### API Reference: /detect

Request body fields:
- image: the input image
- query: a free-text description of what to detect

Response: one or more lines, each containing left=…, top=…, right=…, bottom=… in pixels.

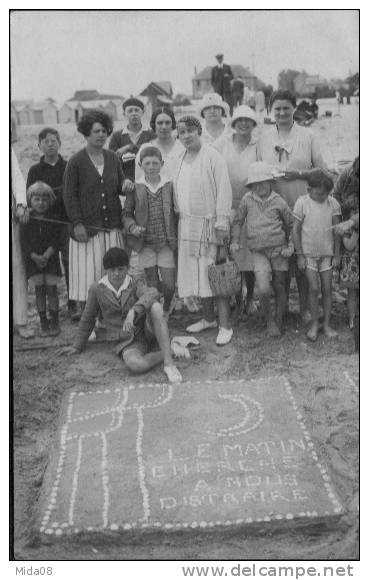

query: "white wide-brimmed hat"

left=246, top=162, right=278, bottom=187
left=231, top=105, right=257, bottom=127
left=198, top=93, right=230, bottom=118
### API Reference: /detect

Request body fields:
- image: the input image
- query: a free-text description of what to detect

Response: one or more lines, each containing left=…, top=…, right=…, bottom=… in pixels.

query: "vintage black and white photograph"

left=11, top=9, right=359, bottom=565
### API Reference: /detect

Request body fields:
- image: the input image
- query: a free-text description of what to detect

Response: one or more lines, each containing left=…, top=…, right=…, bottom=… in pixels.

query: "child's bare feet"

left=267, top=320, right=281, bottom=338
left=323, top=325, right=337, bottom=338
left=164, top=365, right=182, bottom=384
left=307, top=322, right=319, bottom=342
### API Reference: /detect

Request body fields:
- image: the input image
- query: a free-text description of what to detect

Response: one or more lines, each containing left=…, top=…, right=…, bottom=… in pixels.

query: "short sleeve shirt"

left=293, top=194, right=341, bottom=257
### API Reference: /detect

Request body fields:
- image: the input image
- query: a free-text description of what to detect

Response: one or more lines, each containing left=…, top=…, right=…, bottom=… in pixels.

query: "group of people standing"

left=12, top=88, right=359, bottom=383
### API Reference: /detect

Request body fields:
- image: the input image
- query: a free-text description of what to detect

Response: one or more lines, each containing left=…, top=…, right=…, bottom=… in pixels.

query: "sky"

left=10, top=9, right=359, bottom=103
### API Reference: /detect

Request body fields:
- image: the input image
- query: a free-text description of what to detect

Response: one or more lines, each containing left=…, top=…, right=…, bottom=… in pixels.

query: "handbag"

left=208, top=244, right=241, bottom=297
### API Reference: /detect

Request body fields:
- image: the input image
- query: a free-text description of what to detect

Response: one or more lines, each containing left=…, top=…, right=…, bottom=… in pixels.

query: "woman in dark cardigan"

left=63, top=109, right=132, bottom=304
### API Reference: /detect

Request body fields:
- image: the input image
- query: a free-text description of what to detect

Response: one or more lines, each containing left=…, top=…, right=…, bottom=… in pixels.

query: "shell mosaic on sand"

left=38, top=377, right=343, bottom=538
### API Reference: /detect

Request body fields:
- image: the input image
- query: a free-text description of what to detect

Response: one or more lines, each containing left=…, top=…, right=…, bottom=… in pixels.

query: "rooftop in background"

left=12, top=99, right=34, bottom=111
left=68, top=90, right=124, bottom=102
left=192, top=64, right=263, bottom=98
left=193, top=64, right=255, bottom=81
left=140, top=81, right=174, bottom=98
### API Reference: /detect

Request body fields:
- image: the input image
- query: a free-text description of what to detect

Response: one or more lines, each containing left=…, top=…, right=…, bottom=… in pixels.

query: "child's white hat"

left=198, top=92, right=230, bottom=118
left=246, top=162, right=277, bottom=187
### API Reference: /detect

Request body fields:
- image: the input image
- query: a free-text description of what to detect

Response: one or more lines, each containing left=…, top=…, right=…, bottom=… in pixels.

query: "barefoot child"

left=61, top=247, right=182, bottom=383
left=21, top=181, right=62, bottom=336
left=123, top=146, right=177, bottom=318
left=231, top=162, right=293, bottom=337
left=292, top=169, right=341, bottom=341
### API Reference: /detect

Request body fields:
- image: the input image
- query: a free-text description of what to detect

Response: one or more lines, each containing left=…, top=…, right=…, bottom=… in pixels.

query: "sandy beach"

left=12, top=99, right=359, bottom=560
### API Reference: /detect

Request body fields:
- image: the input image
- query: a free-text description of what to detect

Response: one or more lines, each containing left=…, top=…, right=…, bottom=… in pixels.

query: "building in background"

left=58, top=100, right=80, bottom=124
left=139, top=81, right=173, bottom=117
left=29, top=101, right=59, bottom=125
left=66, top=90, right=125, bottom=122
left=12, top=100, right=34, bottom=126
left=293, top=72, right=328, bottom=97
left=11, top=100, right=58, bottom=125
left=12, top=90, right=126, bottom=126
left=192, top=65, right=260, bottom=99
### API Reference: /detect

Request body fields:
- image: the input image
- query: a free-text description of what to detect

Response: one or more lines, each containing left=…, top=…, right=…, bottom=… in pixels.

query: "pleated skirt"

left=69, top=230, right=124, bottom=301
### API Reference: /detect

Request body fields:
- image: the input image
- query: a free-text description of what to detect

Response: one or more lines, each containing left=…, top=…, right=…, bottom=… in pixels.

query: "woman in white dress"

left=214, top=105, right=259, bottom=315
left=198, top=93, right=231, bottom=146
left=12, top=148, right=34, bottom=338
left=173, top=116, right=233, bottom=345
left=136, top=108, right=184, bottom=180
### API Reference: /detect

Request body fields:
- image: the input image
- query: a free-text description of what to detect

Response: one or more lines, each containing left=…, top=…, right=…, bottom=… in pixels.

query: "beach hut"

left=139, top=82, right=173, bottom=117
left=12, top=100, right=33, bottom=125
left=58, top=101, right=79, bottom=123
left=17, top=105, right=32, bottom=126
left=103, top=100, right=119, bottom=121
left=29, top=101, right=59, bottom=125
left=65, top=90, right=125, bottom=122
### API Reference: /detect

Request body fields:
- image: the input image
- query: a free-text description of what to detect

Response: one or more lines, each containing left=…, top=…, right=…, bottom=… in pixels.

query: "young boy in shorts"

left=123, top=146, right=177, bottom=319
left=293, top=169, right=341, bottom=341
left=61, top=247, right=182, bottom=383
left=231, top=162, right=293, bottom=337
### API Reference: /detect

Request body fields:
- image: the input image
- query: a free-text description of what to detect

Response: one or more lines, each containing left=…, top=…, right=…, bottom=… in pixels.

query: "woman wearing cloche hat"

left=173, top=115, right=233, bottom=346
left=214, top=105, right=259, bottom=316
left=198, top=92, right=231, bottom=145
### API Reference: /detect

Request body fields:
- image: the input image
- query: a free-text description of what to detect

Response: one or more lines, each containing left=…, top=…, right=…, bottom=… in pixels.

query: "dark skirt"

left=25, top=252, right=62, bottom=279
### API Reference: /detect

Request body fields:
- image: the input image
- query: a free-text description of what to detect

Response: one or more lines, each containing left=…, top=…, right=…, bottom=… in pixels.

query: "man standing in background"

left=211, top=53, right=233, bottom=110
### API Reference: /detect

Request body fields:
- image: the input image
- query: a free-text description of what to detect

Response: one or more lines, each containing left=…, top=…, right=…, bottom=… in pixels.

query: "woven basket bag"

left=208, top=247, right=241, bottom=297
